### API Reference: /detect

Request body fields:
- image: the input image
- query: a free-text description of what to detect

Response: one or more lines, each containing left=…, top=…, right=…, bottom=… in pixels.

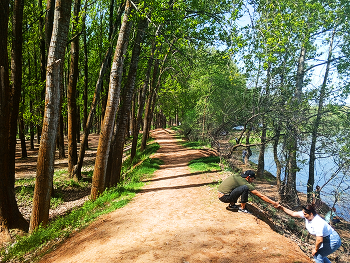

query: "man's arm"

left=250, top=190, right=279, bottom=208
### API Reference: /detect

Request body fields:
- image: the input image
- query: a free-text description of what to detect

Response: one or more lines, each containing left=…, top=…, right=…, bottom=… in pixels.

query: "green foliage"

left=287, top=218, right=297, bottom=231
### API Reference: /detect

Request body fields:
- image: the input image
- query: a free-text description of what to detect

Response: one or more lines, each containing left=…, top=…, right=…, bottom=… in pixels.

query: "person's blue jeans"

left=314, top=230, right=341, bottom=263
left=219, top=185, right=249, bottom=204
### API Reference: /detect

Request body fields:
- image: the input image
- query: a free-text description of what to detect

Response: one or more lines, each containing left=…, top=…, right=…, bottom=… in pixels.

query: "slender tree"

left=30, top=0, right=72, bottom=231
left=107, top=16, right=148, bottom=186
left=0, top=0, right=29, bottom=238
left=67, top=0, right=81, bottom=178
left=91, top=0, right=135, bottom=200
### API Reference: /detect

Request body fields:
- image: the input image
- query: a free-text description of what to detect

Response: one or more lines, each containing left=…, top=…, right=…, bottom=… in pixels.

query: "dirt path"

left=39, top=129, right=312, bottom=263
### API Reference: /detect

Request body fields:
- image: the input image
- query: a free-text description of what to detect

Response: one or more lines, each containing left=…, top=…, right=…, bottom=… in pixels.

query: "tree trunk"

left=30, top=0, right=72, bottom=232
left=19, top=101, right=28, bottom=158
left=108, top=17, right=148, bottom=186
left=130, top=29, right=159, bottom=159
left=273, top=125, right=282, bottom=199
left=83, top=19, right=88, bottom=149
left=0, top=0, right=29, bottom=234
left=307, top=28, right=335, bottom=203
left=71, top=1, right=125, bottom=179
left=58, top=112, right=65, bottom=158
left=45, top=0, right=55, bottom=54
left=91, top=0, right=135, bottom=200
left=141, top=59, right=159, bottom=151
left=67, top=0, right=81, bottom=178
left=30, top=99, right=35, bottom=150
left=257, top=121, right=266, bottom=178
left=281, top=46, right=306, bottom=207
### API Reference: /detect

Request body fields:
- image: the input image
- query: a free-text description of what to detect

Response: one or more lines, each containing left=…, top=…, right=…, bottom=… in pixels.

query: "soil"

left=36, top=129, right=313, bottom=263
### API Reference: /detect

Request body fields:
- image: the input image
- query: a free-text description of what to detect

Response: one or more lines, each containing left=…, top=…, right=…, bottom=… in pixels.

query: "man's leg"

left=227, top=185, right=249, bottom=208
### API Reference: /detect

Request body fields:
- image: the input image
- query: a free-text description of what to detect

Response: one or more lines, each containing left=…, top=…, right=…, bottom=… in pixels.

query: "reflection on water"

left=249, top=145, right=350, bottom=221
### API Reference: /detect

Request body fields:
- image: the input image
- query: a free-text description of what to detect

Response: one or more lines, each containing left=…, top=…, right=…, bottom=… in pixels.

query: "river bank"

left=248, top=145, right=350, bottom=221
left=222, top=145, right=350, bottom=262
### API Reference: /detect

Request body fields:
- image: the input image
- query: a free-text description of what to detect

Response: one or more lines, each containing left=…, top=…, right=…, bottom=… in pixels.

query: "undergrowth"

left=1, top=138, right=161, bottom=263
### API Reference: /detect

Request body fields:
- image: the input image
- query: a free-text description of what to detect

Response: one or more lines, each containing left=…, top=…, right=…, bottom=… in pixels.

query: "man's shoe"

left=226, top=205, right=239, bottom=212
left=238, top=207, right=251, bottom=214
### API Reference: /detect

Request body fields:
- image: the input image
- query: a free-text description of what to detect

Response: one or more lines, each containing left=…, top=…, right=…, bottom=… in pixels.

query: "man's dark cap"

left=241, top=170, right=256, bottom=178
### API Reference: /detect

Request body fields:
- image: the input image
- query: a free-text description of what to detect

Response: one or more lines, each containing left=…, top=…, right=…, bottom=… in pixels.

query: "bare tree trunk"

left=19, top=96, right=28, bottom=158
left=91, top=0, right=135, bottom=200
left=273, top=125, right=282, bottom=199
left=141, top=59, right=159, bottom=151
left=83, top=19, right=88, bottom=149
left=281, top=46, right=306, bottom=207
left=307, top=28, right=335, bottom=203
left=58, top=113, right=65, bottom=158
left=130, top=28, right=159, bottom=159
left=67, top=0, right=81, bottom=178
left=30, top=0, right=72, bottom=231
left=71, top=1, right=125, bottom=179
left=45, top=0, right=55, bottom=53
left=108, top=17, right=148, bottom=186
left=0, top=0, right=29, bottom=235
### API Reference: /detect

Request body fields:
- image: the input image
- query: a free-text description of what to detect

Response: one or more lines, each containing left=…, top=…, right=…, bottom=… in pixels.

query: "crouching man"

left=218, top=170, right=279, bottom=213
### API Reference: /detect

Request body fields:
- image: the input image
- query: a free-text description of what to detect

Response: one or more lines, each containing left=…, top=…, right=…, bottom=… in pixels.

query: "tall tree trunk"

left=45, top=0, right=56, bottom=53
left=91, top=0, right=135, bottom=200
left=307, top=28, right=335, bottom=203
left=30, top=0, right=72, bottom=231
left=273, top=125, right=282, bottom=199
left=0, top=0, right=29, bottom=236
left=19, top=96, right=28, bottom=158
left=58, top=112, right=65, bottom=158
left=67, top=0, right=81, bottom=178
left=130, top=27, right=159, bottom=159
left=30, top=99, right=35, bottom=150
left=83, top=19, right=88, bottom=149
left=71, top=1, right=125, bottom=178
left=141, top=59, right=159, bottom=151
left=107, top=17, right=148, bottom=186
left=281, top=46, right=306, bottom=207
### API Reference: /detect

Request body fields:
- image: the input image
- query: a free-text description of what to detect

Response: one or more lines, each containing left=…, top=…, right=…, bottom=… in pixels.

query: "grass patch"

left=188, top=156, right=221, bottom=173
left=1, top=139, right=161, bottom=263
left=181, top=140, right=210, bottom=149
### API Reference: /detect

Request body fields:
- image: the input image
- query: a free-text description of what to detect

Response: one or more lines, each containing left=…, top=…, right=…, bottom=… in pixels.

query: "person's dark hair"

left=302, top=204, right=317, bottom=215
left=316, top=185, right=320, bottom=191
left=241, top=170, right=256, bottom=179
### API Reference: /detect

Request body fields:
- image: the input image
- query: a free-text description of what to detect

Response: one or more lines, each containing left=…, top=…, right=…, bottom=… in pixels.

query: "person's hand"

left=273, top=202, right=281, bottom=209
left=312, top=248, right=318, bottom=256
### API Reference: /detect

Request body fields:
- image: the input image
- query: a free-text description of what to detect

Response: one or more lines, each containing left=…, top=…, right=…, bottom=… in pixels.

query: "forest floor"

left=12, top=129, right=350, bottom=262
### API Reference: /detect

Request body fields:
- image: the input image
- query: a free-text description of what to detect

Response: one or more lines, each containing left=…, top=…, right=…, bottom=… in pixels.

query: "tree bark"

left=141, top=59, right=159, bottom=151
left=30, top=0, right=72, bottom=231
left=107, top=17, right=148, bottom=186
left=281, top=46, right=306, bottom=207
left=0, top=0, right=29, bottom=234
left=67, top=0, right=81, bottom=178
left=130, top=28, right=159, bottom=159
left=307, top=28, right=335, bottom=203
left=273, top=125, right=282, bottom=199
left=91, top=0, right=135, bottom=200
left=71, top=1, right=125, bottom=179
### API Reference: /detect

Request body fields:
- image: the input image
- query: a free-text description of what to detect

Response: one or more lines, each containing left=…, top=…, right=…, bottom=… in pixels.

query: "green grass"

left=1, top=140, right=161, bottom=263
left=188, top=156, right=221, bottom=173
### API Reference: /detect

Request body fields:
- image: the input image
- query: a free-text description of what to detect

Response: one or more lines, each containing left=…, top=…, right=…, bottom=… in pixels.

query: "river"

left=249, top=145, right=350, bottom=221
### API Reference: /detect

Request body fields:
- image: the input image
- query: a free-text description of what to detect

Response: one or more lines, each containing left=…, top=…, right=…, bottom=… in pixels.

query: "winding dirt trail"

left=39, top=129, right=312, bottom=263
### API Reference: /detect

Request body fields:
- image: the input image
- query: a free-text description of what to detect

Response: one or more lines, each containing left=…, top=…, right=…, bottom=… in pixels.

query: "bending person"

left=218, top=170, right=279, bottom=213
left=279, top=204, right=341, bottom=263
